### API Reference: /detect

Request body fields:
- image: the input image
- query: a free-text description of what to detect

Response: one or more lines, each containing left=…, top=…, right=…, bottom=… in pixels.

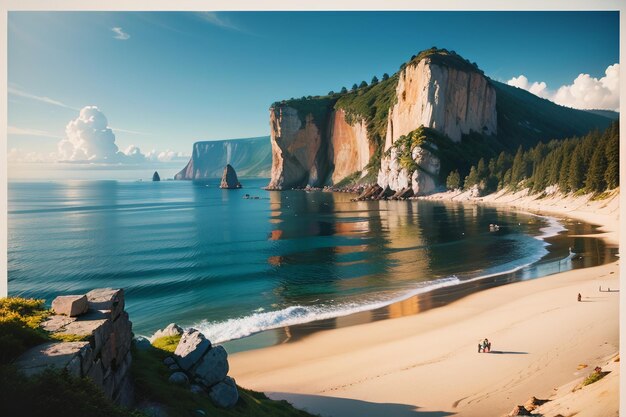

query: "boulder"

left=86, top=288, right=124, bottom=320
left=134, top=336, right=153, bottom=351
left=209, top=376, right=239, bottom=408
left=168, top=372, right=189, bottom=386
left=195, top=345, right=229, bottom=387
left=174, top=329, right=211, bottom=371
left=51, top=295, right=89, bottom=317
left=151, top=323, right=183, bottom=343
left=219, top=164, right=242, bottom=189
left=163, top=356, right=176, bottom=366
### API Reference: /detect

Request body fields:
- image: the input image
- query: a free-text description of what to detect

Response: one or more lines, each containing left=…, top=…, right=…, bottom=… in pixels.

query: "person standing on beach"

left=578, top=293, right=582, bottom=302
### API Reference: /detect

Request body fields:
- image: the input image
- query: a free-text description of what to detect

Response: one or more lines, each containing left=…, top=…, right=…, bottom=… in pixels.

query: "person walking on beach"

left=578, top=293, right=582, bottom=302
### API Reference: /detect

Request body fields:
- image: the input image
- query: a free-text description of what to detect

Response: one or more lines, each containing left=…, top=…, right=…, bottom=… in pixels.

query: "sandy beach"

left=230, top=190, right=620, bottom=417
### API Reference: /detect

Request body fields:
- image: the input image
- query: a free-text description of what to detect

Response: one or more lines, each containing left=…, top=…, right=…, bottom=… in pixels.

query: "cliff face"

left=328, top=109, right=372, bottom=184
left=175, top=137, right=271, bottom=180
left=267, top=107, right=325, bottom=189
left=377, top=58, right=496, bottom=194
left=385, top=59, right=496, bottom=148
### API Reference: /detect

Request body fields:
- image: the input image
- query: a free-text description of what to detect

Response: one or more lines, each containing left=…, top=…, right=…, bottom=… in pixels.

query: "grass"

left=133, top=336, right=318, bottom=417
left=581, top=370, right=610, bottom=387
left=0, top=297, right=51, bottom=364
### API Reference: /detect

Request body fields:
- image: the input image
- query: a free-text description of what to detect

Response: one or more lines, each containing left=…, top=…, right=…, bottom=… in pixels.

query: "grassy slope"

left=135, top=335, right=317, bottom=417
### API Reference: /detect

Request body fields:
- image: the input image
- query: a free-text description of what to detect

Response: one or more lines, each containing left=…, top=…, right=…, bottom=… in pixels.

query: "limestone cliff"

left=176, top=137, right=271, bottom=180
left=267, top=48, right=610, bottom=195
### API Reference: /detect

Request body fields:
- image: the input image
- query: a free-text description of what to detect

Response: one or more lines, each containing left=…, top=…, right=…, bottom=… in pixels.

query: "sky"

left=6, top=11, right=620, bottom=177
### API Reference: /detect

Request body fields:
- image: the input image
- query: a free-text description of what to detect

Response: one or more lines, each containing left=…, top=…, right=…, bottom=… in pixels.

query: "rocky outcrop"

left=175, top=137, right=271, bottom=180
left=267, top=107, right=326, bottom=190
left=154, top=326, right=239, bottom=409
left=16, top=288, right=134, bottom=407
left=219, top=164, right=242, bottom=189
left=384, top=58, right=496, bottom=147
left=329, top=109, right=372, bottom=183
left=152, top=171, right=160, bottom=181
left=268, top=50, right=497, bottom=194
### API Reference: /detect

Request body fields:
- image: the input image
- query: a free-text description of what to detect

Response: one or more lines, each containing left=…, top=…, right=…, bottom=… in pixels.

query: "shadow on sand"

left=267, top=392, right=454, bottom=417
left=489, top=350, right=528, bottom=355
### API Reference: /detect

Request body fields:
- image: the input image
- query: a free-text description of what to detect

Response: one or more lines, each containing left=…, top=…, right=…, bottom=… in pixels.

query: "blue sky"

left=7, top=11, right=620, bottom=171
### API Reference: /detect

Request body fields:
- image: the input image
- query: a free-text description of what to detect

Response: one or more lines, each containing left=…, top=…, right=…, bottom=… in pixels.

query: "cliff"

left=175, top=136, right=271, bottom=180
left=267, top=48, right=613, bottom=194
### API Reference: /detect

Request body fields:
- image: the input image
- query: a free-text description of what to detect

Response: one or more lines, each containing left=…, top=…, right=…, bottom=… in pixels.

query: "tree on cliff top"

left=382, top=73, right=389, bottom=81
left=371, top=76, right=379, bottom=85
left=351, top=83, right=358, bottom=91
left=340, top=86, right=348, bottom=94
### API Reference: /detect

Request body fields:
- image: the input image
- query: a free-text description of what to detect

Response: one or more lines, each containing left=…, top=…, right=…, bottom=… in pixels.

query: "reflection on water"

left=8, top=180, right=617, bottom=354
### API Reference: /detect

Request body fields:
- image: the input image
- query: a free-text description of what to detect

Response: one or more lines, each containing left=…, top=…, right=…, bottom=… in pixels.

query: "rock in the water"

left=168, top=371, right=189, bottom=385
left=195, top=345, right=229, bottom=387
left=151, top=323, right=183, bottom=343
left=153, top=171, right=161, bottom=181
left=508, top=405, right=532, bottom=416
left=174, top=329, right=211, bottom=371
left=51, top=295, right=89, bottom=317
left=219, top=164, right=242, bottom=189
left=209, top=376, right=238, bottom=408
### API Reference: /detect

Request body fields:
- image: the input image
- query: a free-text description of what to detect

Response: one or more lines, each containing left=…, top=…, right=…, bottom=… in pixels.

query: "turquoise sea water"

left=8, top=179, right=608, bottom=350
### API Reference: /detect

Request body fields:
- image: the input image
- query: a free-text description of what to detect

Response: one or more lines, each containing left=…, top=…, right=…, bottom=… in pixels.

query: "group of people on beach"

left=478, top=338, right=491, bottom=353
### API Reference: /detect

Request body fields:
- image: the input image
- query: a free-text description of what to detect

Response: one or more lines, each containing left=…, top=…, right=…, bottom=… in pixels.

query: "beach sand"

left=230, top=191, right=620, bottom=417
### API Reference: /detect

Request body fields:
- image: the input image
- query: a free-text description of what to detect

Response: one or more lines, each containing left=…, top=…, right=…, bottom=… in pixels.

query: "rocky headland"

left=265, top=48, right=613, bottom=196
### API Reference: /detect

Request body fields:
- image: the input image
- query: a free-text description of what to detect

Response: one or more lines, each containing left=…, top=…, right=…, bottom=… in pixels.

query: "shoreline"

left=230, top=190, right=620, bottom=417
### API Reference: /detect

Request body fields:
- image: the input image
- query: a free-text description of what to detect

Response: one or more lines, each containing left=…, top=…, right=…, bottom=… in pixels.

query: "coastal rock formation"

left=219, top=164, right=242, bottom=189
left=267, top=107, right=325, bottom=190
left=16, top=288, right=134, bottom=406
left=384, top=58, right=496, bottom=147
left=156, top=326, right=238, bottom=408
left=175, top=137, right=271, bottom=180
left=152, top=171, right=160, bottom=181
left=329, top=109, right=372, bottom=184
left=266, top=48, right=612, bottom=196
left=267, top=49, right=496, bottom=194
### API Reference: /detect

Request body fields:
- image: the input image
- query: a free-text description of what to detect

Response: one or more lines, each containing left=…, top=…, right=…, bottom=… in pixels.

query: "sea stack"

left=220, top=164, right=242, bottom=189
left=152, top=171, right=161, bottom=181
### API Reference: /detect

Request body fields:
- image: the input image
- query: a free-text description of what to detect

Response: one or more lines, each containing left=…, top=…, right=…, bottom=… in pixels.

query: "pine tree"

left=464, top=166, right=480, bottom=190
left=568, top=148, right=585, bottom=192
left=382, top=73, right=390, bottom=81
left=585, top=145, right=607, bottom=192
left=604, top=122, right=620, bottom=189
left=446, top=170, right=461, bottom=190
left=359, top=81, right=368, bottom=88
left=510, top=146, right=525, bottom=188
left=340, top=86, right=348, bottom=94
left=371, top=76, right=379, bottom=85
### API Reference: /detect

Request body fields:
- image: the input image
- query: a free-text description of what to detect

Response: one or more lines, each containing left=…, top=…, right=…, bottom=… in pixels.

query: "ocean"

left=7, top=179, right=614, bottom=352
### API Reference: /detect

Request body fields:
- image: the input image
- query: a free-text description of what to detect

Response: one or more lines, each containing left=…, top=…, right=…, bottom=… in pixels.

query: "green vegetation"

left=133, top=337, right=317, bottom=417
left=335, top=171, right=362, bottom=188
left=388, top=129, right=427, bottom=174
left=0, top=297, right=50, bottom=364
left=455, top=121, right=619, bottom=196
left=407, top=47, right=483, bottom=75
left=0, top=367, right=143, bottom=417
left=273, top=96, right=337, bottom=136
left=446, top=170, right=461, bottom=190
left=581, top=369, right=610, bottom=387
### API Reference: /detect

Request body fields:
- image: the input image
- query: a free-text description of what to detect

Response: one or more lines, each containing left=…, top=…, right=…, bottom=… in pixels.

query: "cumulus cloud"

left=58, top=106, right=126, bottom=162
left=55, top=106, right=186, bottom=165
left=112, top=27, right=130, bottom=40
left=507, top=64, right=619, bottom=111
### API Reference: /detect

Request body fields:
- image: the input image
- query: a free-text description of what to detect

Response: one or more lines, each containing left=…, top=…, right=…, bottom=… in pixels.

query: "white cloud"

left=8, top=148, right=54, bottom=163
left=58, top=106, right=135, bottom=162
left=507, top=63, right=619, bottom=111
left=54, top=106, right=184, bottom=165
left=146, top=149, right=187, bottom=162
left=8, top=86, right=78, bottom=110
left=8, top=125, right=62, bottom=139
left=112, top=27, right=130, bottom=40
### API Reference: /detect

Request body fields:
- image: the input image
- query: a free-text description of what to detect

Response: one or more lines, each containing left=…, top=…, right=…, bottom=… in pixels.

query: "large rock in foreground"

left=219, top=164, right=242, bottom=189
